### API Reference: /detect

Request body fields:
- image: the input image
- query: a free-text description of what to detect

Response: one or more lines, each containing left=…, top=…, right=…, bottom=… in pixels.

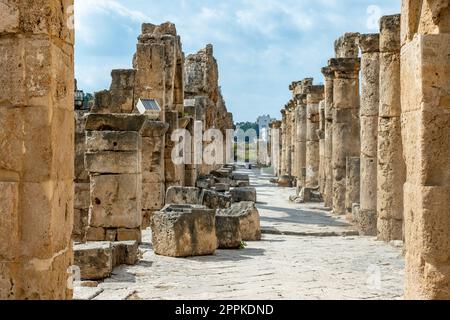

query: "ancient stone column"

left=269, top=121, right=282, bottom=176
left=280, top=110, right=287, bottom=175
left=84, top=114, right=147, bottom=243
left=321, top=67, right=335, bottom=208
left=329, top=55, right=361, bottom=216
left=0, top=0, right=74, bottom=299
left=377, top=15, right=405, bottom=242
left=294, top=78, right=313, bottom=190
left=289, top=101, right=297, bottom=178
left=284, top=105, right=293, bottom=177
left=305, top=86, right=325, bottom=188
left=357, top=34, right=380, bottom=235
left=318, top=100, right=326, bottom=195
left=401, top=0, right=450, bottom=299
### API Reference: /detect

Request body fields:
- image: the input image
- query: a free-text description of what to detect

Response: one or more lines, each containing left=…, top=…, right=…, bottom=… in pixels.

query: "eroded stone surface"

left=151, top=205, right=217, bottom=257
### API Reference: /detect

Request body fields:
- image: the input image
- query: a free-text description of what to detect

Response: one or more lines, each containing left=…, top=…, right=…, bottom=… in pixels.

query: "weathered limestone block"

left=231, top=187, right=257, bottom=203
left=74, top=241, right=139, bottom=281
left=401, top=8, right=450, bottom=297
left=117, top=228, right=142, bottom=242
left=214, top=183, right=231, bottom=192
left=165, top=186, right=201, bottom=205
left=211, top=168, right=233, bottom=179
left=142, top=183, right=165, bottom=211
left=89, top=174, right=142, bottom=229
left=232, top=173, right=249, bottom=182
left=215, top=215, right=242, bottom=249
left=277, top=175, right=294, bottom=187
left=378, top=15, right=405, bottom=242
left=151, top=205, right=217, bottom=257
left=84, top=151, right=141, bottom=175
left=86, top=227, right=106, bottom=242
left=86, top=131, right=140, bottom=152
left=200, top=189, right=232, bottom=209
left=74, top=242, right=113, bottom=280
left=334, top=32, right=360, bottom=58
left=217, top=202, right=261, bottom=241
left=85, top=114, right=147, bottom=132
left=112, top=241, right=139, bottom=266
left=109, top=69, right=136, bottom=113
left=345, top=157, right=360, bottom=221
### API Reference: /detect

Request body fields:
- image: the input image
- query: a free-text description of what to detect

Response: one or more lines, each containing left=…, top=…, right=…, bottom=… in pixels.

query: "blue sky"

left=75, top=0, right=400, bottom=122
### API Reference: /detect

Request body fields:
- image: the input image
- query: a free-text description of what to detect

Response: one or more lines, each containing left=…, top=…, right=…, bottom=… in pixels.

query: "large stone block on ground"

left=74, top=241, right=140, bottom=281
left=211, top=168, right=232, bottom=179
left=231, top=187, right=257, bottom=203
left=151, top=205, right=217, bottom=257
left=74, top=242, right=113, bottom=280
left=200, top=189, right=232, bottom=209
left=111, top=241, right=139, bottom=266
left=231, top=173, right=250, bottom=182
left=215, top=214, right=242, bottom=249
left=218, top=202, right=261, bottom=241
left=89, top=174, right=142, bottom=229
left=277, top=175, right=294, bottom=187
left=165, top=186, right=200, bottom=205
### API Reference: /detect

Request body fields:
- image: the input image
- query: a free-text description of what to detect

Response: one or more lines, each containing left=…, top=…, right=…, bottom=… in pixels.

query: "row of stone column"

left=273, top=2, right=450, bottom=299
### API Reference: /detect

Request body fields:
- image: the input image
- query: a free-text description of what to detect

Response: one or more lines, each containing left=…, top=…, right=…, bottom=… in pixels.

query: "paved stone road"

left=74, top=169, right=405, bottom=300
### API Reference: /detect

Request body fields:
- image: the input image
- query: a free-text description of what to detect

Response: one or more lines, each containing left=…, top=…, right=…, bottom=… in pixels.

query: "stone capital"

left=328, top=58, right=361, bottom=75
left=380, top=14, right=401, bottom=52
left=358, top=33, right=380, bottom=54
left=306, top=85, right=325, bottom=104
left=334, top=32, right=360, bottom=58
left=321, top=66, right=335, bottom=80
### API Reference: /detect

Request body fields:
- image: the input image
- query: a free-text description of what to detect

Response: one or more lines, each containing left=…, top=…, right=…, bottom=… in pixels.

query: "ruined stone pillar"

left=377, top=15, right=405, bottom=242
left=305, top=86, right=324, bottom=188
left=296, top=96, right=307, bottom=188
left=357, top=34, right=380, bottom=235
left=0, top=0, right=74, bottom=299
left=329, top=56, right=361, bottom=216
left=269, top=121, right=282, bottom=176
left=293, top=78, right=313, bottom=190
left=285, top=105, right=293, bottom=176
left=74, top=111, right=90, bottom=243
left=318, top=100, right=326, bottom=195
left=401, top=0, right=450, bottom=299
left=133, top=23, right=185, bottom=190
left=280, top=110, right=287, bottom=175
left=84, top=114, right=147, bottom=243
left=321, top=67, right=335, bottom=208
left=141, top=121, right=168, bottom=229
left=289, top=102, right=297, bottom=178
